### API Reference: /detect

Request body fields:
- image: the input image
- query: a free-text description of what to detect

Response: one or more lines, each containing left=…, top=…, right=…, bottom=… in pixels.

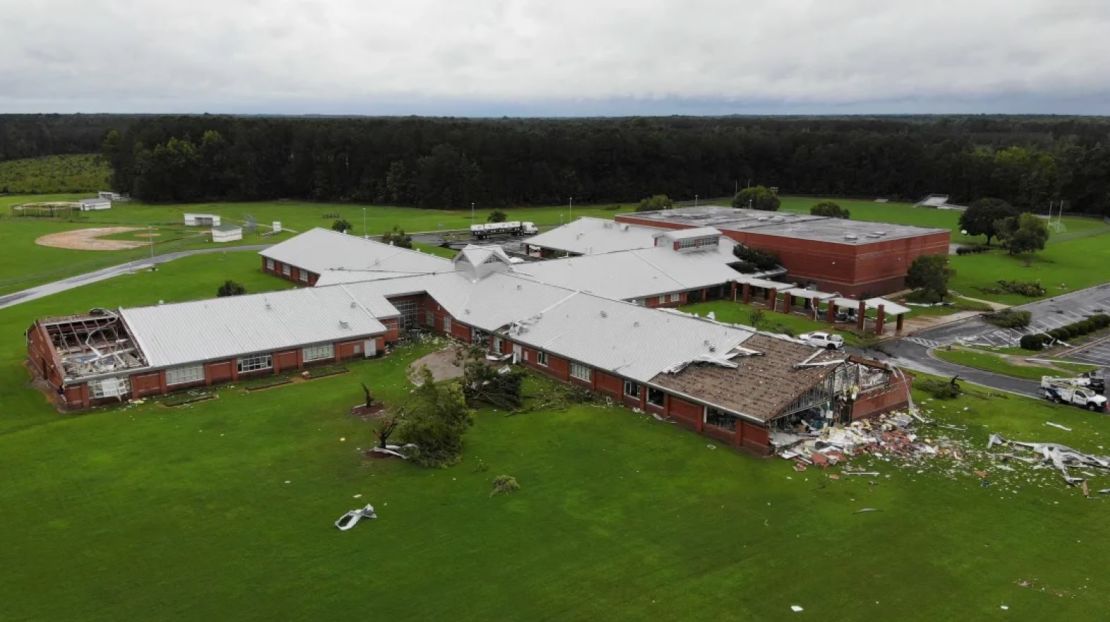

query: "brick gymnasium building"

left=615, top=206, right=950, bottom=297
left=27, top=228, right=911, bottom=454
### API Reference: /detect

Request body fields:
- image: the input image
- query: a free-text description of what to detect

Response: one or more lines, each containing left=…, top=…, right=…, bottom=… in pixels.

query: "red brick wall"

left=667, top=396, right=703, bottom=430
left=63, top=384, right=89, bottom=409
left=853, top=375, right=913, bottom=420
left=614, top=214, right=950, bottom=296
left=206, top=361, right=234, bottom=384
left=336, top=340, right=366, bottom=360
left=450, top=319, right=471, bottom=342
left=740, top=421, right=770, bottom=454
left=595, top=371, right=622, bottom=398
left=130, top=371, right=164, bottom=398
left=274, top=350, right=299, bottom=373
left=26, top=322, right=66, bottom=388
left=703, top=424, right=736, bottom=444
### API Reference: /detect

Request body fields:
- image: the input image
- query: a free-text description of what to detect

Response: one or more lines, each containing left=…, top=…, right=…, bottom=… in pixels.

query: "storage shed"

left=212, top=224, right=243, bottom=243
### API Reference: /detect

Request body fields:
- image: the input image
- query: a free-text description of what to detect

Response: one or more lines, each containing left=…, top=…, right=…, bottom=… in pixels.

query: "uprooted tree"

left=373, top=414, right=399, bottom=449
left=460, top=346, right=526, bottom=411
left=396, top=366, right=472, bottom=467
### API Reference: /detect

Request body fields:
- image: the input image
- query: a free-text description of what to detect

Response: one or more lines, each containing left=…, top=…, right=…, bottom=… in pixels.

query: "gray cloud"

left=1, top=0, right=1109, bottom=114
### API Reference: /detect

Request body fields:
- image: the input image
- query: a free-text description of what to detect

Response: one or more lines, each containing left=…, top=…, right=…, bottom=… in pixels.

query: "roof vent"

left=350, top=301, right=357, bottom=308
left=339, top=320, right=350, bottom=329
left=844, top=233, right=858, bottom=241
left=621, top=224, right=630, bottom=231
left=600, top=310, right=608, bottom=318
left=633, top=321, right=640, bottom=327
left=516, top=284, right=522, bottom=290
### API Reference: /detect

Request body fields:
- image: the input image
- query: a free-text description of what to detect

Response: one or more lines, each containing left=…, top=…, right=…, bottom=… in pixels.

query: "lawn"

left=2, top=252, right=1110, bottom=620
left=682, top=299, right=865, bottom=345
left=933, top=346, right=1098, bottom=381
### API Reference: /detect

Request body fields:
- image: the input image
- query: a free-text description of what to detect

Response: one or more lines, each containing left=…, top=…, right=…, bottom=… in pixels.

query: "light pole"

left=471, top=202, right=475, bottom=223
left=694, top=194, right=699, bottom=208
left=148, top=225, right=154, bottom=262
left=569, top=196, right=573, bottom=222
left=362, top=207, right=367, bottom=239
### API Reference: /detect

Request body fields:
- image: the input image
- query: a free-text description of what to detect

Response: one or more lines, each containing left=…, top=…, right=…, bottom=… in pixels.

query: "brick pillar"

left=875, top=304, right=886, bottom=335
left=896, top=313, right=905, bottom=334
left=768, top=288, right=777, bottom=311
left=782, top=293, right=792, bottom=315
left=742, top=283, right=751, bottom=304
left=857, top=301, right=866, bottom=330
left=826, top=301, right=836, bottom=323
left=731, top=282, right=737, bottom=301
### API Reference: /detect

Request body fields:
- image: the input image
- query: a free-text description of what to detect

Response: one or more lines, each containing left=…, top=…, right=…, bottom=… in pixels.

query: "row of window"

left=267, top=258, right=311, bottom=282
left=163, top=344, right=335, bottom=386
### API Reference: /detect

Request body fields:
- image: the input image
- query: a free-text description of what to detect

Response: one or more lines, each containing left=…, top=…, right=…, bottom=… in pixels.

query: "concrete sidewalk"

left=0, top=245, right=270, bottom=311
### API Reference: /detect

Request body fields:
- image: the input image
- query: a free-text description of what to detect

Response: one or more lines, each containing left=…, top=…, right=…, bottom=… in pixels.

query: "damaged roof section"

left=649, top=334, right=845, bottom=422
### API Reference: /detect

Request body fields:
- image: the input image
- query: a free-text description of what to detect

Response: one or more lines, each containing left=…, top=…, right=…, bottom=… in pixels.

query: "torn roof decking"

left=262, top=227, right=453, bottom=285
left=649, top=334, right=844, bottom=423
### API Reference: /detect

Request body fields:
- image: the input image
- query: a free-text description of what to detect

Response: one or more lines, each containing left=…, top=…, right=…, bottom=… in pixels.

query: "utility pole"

left=148, top=225, right=154, bottom=262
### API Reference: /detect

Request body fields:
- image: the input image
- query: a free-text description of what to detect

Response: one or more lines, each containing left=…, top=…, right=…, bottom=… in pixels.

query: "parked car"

left=799, top=332, right=844, bottom=350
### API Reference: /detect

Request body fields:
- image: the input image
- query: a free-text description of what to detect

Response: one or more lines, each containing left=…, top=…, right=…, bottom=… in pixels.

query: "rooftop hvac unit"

left=844, top=234, right=858, bottom=240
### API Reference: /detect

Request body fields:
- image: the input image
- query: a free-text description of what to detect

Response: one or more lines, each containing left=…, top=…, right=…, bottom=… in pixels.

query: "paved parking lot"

left=1063, top=337, right=1110, bottom=367
left=908, top=283, right=1110, bottom=352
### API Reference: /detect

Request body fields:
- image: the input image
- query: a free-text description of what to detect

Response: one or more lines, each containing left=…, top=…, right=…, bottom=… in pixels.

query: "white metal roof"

left=784, top=288, right=835, bottom=301
left=507, top=292, right=756, bottom=383
left=514, top=241, right=741, bottom=300
left=261, top=228, right=452, bottom=281
left=523, top=217, right=661, bottom=255
left=864, top=297, right=912, bottom=315
left=653, top=226, right=722, bottom=241
left=120, top=286, right=393, bottom=368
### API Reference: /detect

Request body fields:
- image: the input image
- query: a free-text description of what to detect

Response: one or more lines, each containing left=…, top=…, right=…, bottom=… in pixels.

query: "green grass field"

left=0, top=154, right=110, bottom=194
left=933, top=347, right=1098, bottom=381
left=2, top=250, right=1110, bottom=620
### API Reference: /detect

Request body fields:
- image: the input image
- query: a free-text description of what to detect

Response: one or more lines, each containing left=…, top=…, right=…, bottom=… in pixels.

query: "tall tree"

left=960, top=197, right=1018, bottom=245
left=732, top=185, right=780, bottom=211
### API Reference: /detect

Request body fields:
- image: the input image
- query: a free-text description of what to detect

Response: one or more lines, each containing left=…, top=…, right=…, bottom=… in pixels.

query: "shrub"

left=490, top=475, right=520, bottom=497
left=487, top=210, right=507, bottom=223
left=810, top=201, right=850, bottom=219
left=331, top=218, right=352, bottom=233
left=732, top=185, right=780, bottom=211
left=216, top=280, right=246, bottom=297
left=995, top=280, right=1046, bottom=297
left=732, top=245, right=780, bottom=272
left=636, top=194, right=673, bottom=212
left=917, top=376, right=962, bottom=400
left=955, top=245, right=991, bottom=255
left=1019, top=334, right=1048, bottom=350
left=983, top=309, right=1031, bottom=329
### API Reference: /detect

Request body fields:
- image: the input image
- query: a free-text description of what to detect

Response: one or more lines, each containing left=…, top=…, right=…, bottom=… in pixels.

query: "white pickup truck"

left=799, top=332, right=844, bottom=350
left=1041, top=377, right=1108, bottom=412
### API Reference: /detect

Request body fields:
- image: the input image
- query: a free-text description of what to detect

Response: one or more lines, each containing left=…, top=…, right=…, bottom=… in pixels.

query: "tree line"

left=3, top=114, right=1109, bottom=215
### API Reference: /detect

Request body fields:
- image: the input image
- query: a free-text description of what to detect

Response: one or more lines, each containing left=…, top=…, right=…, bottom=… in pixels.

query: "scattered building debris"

left=335, top=504, right=377, bottom=531
left=1044, top=421, right=1072, bottom=432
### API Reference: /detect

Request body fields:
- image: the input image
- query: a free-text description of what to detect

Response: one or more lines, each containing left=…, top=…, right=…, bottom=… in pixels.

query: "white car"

left=799, top=331, right=844, bottom=350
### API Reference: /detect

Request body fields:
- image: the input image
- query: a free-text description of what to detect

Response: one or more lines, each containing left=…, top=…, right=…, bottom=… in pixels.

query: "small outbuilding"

left=185, top=213, right=221, bottom=227
left=79, top=197, right=112, bottom=211
left=211, top=224, right=243, bottom=243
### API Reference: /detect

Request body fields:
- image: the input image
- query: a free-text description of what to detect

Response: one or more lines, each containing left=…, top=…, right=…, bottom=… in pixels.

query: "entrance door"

left=512, top=344, right=522, bottom=364
left=363, top=339, right=376, bottom=358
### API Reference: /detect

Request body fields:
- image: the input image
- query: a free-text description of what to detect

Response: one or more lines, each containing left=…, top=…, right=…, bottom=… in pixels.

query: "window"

left=90, top=376, right=129, bottom=399
left=623, top=380, right=640, bottom=398
left=302, top=343, right=334, bottom=362
left=705, top=407, right=739, bottom=431
left=237, top=354, right=273, bottom=373
left=676, top=236, right=717, bottom=250
left=281, top=264, right=291, bottom=276
left=298, top=270, right=309, bottom=282
left=570, top=362, right=591, bottom=382
left=647, top=387, right=666, bottom=407
left=537, top=351, right=549, bottom=367
left=425, top=309, right=435, bottom=327
left=166, top=365, right=204, bottom=386
left=471, top=327, right=485, bottom=344
left=265, top=258, right=275, bottom=271
left=443, top=316, right=452, bottom=333
left=492, top=337, right=502, bottom=353
left=669, top=293, right=681, bottom=303
left=353, top=344, right=362, bottom=354
left=658, top=295, right=666, bottom=305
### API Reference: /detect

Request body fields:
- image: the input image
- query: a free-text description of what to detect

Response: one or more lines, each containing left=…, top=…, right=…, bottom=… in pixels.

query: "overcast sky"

left=2, top=0, right=1109, bottom=115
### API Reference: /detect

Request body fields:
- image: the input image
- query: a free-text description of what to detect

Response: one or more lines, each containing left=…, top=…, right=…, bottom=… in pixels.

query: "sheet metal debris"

left=775, top=409, right=1110, bottom=495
